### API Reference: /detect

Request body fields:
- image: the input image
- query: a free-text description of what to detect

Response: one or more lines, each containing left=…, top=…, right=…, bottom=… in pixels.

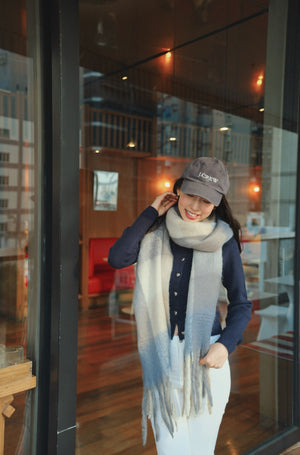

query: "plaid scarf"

left=133, top=207, right=232, bottom=444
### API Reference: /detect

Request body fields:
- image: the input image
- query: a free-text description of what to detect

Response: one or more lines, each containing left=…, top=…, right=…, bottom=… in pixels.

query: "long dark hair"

left=214, top=195, right=242, bottom=252
left=173, top=178, right=242, bottom=252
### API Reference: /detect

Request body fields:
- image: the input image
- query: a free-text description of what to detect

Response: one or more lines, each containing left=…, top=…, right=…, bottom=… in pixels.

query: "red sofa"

left=88, top=237, right=135, bottom=295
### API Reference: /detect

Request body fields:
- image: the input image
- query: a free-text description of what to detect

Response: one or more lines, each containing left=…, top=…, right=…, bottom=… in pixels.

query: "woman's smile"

left=185, top=209, right=201, bottom=220
left=178, top=192, right=215, bottom=222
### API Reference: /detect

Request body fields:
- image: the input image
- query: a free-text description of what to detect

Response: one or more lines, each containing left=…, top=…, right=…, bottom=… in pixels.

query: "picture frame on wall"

left=93, top=170, right=119, bottom=211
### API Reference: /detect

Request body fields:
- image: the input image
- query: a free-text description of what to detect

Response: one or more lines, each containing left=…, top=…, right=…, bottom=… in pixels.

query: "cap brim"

left=181, top=180, right=222, bottom=206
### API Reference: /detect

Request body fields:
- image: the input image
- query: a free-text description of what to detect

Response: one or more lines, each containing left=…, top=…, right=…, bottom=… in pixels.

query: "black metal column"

left=25, top=0, right=79, bottom=452
left=48, top=0, right=80, bottom=453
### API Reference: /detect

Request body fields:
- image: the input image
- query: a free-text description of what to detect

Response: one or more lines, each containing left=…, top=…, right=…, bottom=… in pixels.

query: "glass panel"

left=77, top=1, right=297, bottom=453
left=0, top=2, right=36, bottom=454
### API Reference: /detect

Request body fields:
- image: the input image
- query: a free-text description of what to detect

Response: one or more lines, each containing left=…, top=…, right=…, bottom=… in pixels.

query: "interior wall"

left=136, top=157, right=189, bottom=213
left=80, top=153, right=192, bottom=239
left=80, top=154, right=138, bottom=238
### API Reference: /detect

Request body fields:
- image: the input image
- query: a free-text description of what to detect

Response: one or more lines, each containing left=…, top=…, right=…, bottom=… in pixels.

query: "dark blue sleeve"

left=218, top=237, right=253, bottom=354
left=108, top=206, right=158, bottom=269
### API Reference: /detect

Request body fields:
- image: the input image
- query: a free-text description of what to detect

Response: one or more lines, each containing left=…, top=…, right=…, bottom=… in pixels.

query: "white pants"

left=151, top=336, right=231, bottom=455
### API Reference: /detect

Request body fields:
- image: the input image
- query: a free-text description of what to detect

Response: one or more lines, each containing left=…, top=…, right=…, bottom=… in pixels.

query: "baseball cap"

left=181, top=157, right=229, bottom=206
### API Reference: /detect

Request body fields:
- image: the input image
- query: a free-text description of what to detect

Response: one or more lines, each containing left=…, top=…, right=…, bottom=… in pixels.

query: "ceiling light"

left=126, top=140, right=136, bottom=149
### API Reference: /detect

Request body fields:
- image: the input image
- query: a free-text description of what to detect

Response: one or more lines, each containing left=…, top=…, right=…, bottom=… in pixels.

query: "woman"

left=108, top=157, right=252, bottom=455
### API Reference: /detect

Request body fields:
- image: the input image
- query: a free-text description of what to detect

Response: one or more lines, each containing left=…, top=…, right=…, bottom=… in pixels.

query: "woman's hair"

left=173, top=178, right=242, bottom=252
left=214, top=195, right=242, bottom=252
left=149, top=177, right=242, bottom=252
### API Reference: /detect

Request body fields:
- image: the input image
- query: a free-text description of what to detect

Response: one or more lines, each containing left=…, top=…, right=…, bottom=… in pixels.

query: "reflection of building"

left=0, top=91, right=34, bottom=249
left=0, top=52, right=34, bottom=250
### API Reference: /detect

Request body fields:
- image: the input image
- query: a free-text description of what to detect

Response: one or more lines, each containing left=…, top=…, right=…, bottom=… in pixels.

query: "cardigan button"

left=176, top=273, right=181, bottom=277
left=181, top=331, right=185, bottom=335
left=174, top=311, right=178, bottom=315
left=174, top=291, right=178, bottom=296
left=181, top=257, right=185, bottom=262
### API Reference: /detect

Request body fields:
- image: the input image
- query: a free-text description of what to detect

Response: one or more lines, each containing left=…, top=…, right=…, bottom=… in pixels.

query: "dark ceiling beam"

left=84, top=7, right=268, bottom=86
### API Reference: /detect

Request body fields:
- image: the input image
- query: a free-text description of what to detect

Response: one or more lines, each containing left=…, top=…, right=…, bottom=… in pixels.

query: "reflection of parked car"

left=88, top=237, right=135, bottom=294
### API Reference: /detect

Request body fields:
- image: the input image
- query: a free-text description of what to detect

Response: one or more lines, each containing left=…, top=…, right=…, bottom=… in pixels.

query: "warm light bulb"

left=169, top=137, right=177, bottom=142
left=126, top=140, right=136, bottom=148
left=219, top=126, right=229, bottom=132
left=121, top=75, right=128, bottom=81
left=256, top=74, right=264, bottom=86
left=166, top=51, right=172, bottom=59
left=164, top=181, right=171, bottom=188
left=249, top=181, right=261, bottom=196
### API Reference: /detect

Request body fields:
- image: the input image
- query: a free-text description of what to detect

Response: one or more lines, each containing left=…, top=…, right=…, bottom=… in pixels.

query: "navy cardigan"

left=108, top=206, right=252, bottom=354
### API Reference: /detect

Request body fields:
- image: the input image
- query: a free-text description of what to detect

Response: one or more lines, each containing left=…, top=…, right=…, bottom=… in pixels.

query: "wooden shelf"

left=0, top=360, right=36, bottom=398
left=0, top=360, right=36, bottom=455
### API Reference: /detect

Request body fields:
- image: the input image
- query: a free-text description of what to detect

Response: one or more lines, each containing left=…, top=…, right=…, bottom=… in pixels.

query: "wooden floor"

left=75, top=301, right=292, bottom=455
left=0, top=299, right=295, bottom=455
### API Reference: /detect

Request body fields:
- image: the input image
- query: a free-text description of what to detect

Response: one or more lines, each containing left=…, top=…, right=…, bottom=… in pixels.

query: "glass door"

left=76, top=1, right=300, bottom=453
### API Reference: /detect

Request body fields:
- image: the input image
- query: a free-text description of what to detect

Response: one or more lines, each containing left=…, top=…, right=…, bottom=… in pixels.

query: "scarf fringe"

left=142, top=381, right=175, bottom=445
left=142, top=354, right=213, bottom=445
left=183, top=353, right=213, bottom=416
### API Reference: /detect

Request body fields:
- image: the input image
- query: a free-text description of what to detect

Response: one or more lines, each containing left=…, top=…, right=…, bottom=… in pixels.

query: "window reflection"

left=77, top=0, right=296, bottom=453
left=0, top=53, right=33, bottom=319
left=0, top=2, right=36, bottom=453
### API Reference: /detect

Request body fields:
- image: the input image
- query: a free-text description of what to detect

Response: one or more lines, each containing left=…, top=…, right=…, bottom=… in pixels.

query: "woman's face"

left=177, top=191, right=215, bottom=222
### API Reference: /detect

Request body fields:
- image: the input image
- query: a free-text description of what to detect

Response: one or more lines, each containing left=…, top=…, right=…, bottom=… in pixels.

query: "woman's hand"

left=151, top=192, right=178, bottom=216
left=199, top=342, right=228, bottom=369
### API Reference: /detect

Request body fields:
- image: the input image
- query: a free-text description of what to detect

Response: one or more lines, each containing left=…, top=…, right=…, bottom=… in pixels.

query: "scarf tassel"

left=183, top=354, right=213, bottom=417
left=142, top=381, right=175, bottom=445
left=142, top=355, right=214, bottom=445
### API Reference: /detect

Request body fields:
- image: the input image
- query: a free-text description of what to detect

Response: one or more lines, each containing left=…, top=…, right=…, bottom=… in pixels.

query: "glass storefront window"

left=0, top=2, right=36, bottom=454
left=77, top=1, right=298, bottom=453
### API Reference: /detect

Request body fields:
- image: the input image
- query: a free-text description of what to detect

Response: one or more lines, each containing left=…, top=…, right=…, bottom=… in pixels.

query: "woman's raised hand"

left=151, top=192, right=178, bottom=216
